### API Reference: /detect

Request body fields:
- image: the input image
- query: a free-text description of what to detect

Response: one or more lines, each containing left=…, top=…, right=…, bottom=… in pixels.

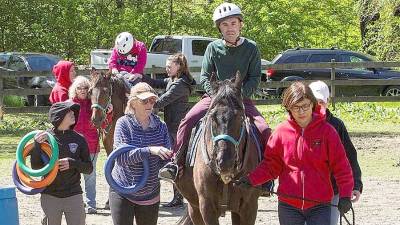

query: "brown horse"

left=176, top=72, right=263, bottom=225
left=89, top=69, right=128, bottom=155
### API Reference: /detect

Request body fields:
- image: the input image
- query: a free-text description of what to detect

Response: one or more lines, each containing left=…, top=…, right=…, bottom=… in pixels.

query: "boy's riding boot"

left=158, top=142, right=188, bottom=183
left=162, top=187, right=184, bottom=207
left=158, top=162, right=178, bottom=183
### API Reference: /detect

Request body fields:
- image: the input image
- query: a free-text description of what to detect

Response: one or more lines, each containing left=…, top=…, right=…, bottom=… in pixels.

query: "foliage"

left=0, top=113, right=50, bottom=135
left=358, top=0, right=400, bottom=60
left=1, top=102, right=397, bottom=136
left=3, top=95, right=25, bottom=107
left=333, top=102, right=400, bottom=123
left=0, top=0, right=362, bottom=63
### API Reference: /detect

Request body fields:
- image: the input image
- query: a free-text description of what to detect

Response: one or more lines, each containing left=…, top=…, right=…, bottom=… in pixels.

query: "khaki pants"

left=41, top=194, right=85, bottom=225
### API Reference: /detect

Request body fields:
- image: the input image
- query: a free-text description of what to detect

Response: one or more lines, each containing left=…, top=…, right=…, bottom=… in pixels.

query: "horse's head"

left=89, top=68, right=113, bottom=128
left=207, top=71, right=245, bottom=184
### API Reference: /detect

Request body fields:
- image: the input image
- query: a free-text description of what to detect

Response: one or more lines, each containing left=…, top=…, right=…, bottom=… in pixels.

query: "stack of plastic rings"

left=104, top=145, right=149, bottom=195
left=12, top=131, right=59, bottom=195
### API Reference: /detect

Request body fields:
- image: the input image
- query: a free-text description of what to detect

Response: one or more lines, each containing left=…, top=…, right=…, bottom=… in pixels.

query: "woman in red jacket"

left=236, top=82, right=354, bottom=225
left=69, top=76, right=101, bottom=214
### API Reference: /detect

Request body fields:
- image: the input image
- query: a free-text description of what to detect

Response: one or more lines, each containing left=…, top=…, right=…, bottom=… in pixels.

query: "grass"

left=3, top=95, right=25, bottom=107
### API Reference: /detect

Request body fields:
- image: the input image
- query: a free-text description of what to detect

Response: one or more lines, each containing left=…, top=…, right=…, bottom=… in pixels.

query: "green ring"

left=16, top=131, right=59, bottom=177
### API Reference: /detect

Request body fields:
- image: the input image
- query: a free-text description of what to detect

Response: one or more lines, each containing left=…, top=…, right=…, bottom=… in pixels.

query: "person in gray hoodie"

left=141, top=53, right=195, bottom=207
left=31, top=101, right=93, bottom=225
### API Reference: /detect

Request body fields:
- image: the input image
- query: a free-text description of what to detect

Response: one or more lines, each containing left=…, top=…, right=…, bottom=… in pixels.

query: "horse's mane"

left=210, top=80, right=243, bottom=111
left=110, top=77, right=129, bottom=99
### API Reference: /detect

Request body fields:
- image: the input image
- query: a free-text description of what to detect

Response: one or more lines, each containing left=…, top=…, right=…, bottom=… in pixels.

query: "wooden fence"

left=1, top=61, right=399, bottom=116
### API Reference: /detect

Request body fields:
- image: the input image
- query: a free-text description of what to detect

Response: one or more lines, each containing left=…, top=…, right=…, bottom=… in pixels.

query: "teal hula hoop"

left=16, top=130, right=59, bottom=177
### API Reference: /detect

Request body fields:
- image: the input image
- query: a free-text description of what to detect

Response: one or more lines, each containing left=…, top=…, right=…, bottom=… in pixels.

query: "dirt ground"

left=2, top=135, right=400, bottom=225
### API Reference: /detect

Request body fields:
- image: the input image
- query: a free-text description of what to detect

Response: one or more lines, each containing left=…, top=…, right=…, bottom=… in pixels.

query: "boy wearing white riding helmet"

left=309, top=81, right=363, bottom=225
left=108, top=32, right=147, bottom=88
left=159, top=2, right=271, bottom=183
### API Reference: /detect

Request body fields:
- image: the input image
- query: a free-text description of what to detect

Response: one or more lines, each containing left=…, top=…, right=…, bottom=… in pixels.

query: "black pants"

left=278, top=201, right=330, bottom=225
left=109, top=190, right=159, bottom=225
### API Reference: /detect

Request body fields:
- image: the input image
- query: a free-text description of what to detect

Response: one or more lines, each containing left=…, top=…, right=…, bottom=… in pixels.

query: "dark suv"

left=265, top=48, right=400, bottom=97
left=0, top=52, right=61, bottom=106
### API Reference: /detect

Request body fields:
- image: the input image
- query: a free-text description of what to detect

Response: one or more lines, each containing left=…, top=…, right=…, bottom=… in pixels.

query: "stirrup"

left=158, top=163, right=178, bottom=183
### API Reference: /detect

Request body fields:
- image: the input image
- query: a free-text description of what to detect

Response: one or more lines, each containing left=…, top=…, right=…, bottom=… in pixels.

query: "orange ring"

left=16, top=142, right=59, bottom=189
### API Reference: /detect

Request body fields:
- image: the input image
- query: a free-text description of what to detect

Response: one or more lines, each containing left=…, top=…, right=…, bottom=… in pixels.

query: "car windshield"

left=25, top=55, right=60, bottom=71
left=149, top=38, right=182, bottom=54
left=270, top=54, right=282, bottom=63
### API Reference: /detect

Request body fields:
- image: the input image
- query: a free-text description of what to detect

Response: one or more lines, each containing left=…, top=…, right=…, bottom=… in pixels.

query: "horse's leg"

left=198, top=197, right=219, bottom=225
left=103, top=123, right=115, bottom=156
left=187, top=204, right=205, bottom=225
left=238, top=196, right=259, bottom=225
left=176, top=205, right=194, bottom=225
left=231, top=212, right=241, bottom=225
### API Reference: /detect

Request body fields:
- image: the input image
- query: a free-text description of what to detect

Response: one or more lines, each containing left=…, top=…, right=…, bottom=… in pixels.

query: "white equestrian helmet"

left=212, top=2, right=243, bottom=26
left=115, top=32, right=134, bottom=55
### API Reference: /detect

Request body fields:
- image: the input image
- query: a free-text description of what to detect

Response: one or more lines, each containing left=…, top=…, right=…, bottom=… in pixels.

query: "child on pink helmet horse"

left=108, top=32, right=147, bottom=89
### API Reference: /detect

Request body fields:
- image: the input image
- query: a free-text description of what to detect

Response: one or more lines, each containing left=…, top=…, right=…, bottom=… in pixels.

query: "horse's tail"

left=175, top=206, right=193, bottom=225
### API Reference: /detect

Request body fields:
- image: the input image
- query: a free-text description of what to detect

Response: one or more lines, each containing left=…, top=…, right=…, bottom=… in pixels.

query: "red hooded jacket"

left=49, top=61, right=74, bottom=104
left=72, top=98, right=100, bottom=154
left=248, top=107, right=354, bottom=209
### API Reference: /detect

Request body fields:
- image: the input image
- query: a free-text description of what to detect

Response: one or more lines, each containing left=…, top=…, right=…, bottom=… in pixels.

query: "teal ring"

left=16, top=131, right=59, bottom=177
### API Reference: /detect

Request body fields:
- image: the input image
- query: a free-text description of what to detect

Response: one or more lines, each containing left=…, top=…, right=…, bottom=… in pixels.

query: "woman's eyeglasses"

left=291, top=102, right=312, bottom=113
left=77, top=86, right=89, bottom=91
left=139, top=98, right=156, bottom=105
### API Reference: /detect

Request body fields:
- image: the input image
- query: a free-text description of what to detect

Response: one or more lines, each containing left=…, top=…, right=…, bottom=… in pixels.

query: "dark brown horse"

left=176, top=72, right=262, bottom=225
left=89, top=69, right=128, bottom=155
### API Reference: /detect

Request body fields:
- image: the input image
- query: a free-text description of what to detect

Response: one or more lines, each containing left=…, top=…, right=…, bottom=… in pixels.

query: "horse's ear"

left=234, top=70, right=243, bottom=89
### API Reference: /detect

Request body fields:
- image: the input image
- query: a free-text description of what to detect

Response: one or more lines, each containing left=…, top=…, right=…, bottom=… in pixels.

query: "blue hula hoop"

left=12, top=161, right=45, bottom=195
left=104, top=145, right=149, bottom=195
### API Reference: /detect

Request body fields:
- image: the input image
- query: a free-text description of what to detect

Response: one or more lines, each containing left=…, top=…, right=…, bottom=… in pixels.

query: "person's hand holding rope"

left=338, top=197, right=352, bottom=215
left=233, top=176, right=253, bottom=189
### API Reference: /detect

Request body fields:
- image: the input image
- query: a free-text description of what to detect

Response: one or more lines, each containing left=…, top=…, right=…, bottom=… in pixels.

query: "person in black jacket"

left=141, top=53, right=195, bottom=207
left=31, top=101, right=93, bottom=225
left=309, top=81, right=363, bottom=225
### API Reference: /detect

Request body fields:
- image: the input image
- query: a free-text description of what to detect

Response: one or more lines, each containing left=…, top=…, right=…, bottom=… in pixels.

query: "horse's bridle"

left=210, top=121, right=246, bottom=152
left=90, top=80, right=113, bottom=134
left=201, top=111, right=247, bottom=173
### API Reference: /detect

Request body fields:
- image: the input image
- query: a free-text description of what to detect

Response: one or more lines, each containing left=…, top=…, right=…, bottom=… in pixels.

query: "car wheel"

left=384, top=86, right=400, bottom=96
left=26, top=95, right=35, bottom=106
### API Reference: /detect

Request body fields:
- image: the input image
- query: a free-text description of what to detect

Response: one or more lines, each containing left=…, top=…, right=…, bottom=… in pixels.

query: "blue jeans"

left=84, top=153, right=98, bottom=209
left=279, top=201, right=330, bottom=225
left=330, top=194, right=340, bottom=225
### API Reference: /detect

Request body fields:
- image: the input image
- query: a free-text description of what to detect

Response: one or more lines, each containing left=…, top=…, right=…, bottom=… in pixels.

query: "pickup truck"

left=91, top=35, right=270, bottom=83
